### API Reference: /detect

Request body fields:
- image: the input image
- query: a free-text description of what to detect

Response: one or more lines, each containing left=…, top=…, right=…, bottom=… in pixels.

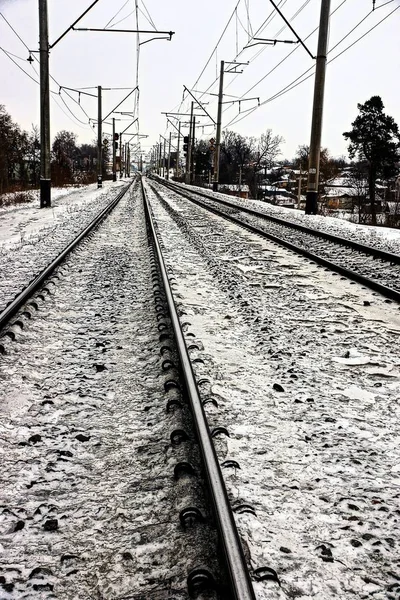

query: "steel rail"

left=160, top=179, right=400, bottom=265
left=0, top=182, right=132, bottom=332
left=150, top=179, right=400, bottom=304
left=141, top=177, right=256, bottom=600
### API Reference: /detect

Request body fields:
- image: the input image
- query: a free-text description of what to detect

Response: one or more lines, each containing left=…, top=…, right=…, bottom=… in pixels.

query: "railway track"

left=142, top=177, right=257, bottom=599
left=0, top=181, right=132, bottom=335
left=153, top=178, right=400, bottom=303
left=0, top=177, right=263, bottom=598
left=143, top=177, right=400, bottom=600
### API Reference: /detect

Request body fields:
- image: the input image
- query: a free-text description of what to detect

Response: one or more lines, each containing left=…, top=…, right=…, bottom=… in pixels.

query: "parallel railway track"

left=0, top=182, right=132, bottom=334
left=153, top=178, right=400, bottom=304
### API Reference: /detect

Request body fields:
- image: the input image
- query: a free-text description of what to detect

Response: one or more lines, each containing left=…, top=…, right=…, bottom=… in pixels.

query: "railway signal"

left=183, top=135, right=189, bottom=156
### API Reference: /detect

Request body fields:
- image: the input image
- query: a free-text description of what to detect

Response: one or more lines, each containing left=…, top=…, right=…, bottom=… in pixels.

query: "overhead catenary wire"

left=0, top=11, right=141, bottom=133
left=186, top=0, right=313, bottom=111
left=104, top=0, right=131, bottom=29
left=225, top=2, right=400, bottom=128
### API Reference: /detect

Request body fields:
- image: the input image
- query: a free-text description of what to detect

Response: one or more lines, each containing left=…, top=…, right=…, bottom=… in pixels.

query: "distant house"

left=218, top=184, right=250, bottom=199
left=322, top=175, right=385, bottom=211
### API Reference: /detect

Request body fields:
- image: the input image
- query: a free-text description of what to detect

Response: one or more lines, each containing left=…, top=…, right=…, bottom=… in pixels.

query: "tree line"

left=0, top=105, right=103, bottom=193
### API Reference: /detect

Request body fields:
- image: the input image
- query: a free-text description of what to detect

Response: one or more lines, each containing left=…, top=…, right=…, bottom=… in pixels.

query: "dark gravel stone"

left=75, top=434, right=90, bottom=443
left=28, top=434, right=42, bottom=444
left=273, top=383, right=284, bottom=392
left=94, top=363, right=107, bottom=372
left=43, top=519, right=58, bottom=531
left=350, top=539, right=362, bottom=547
left=280, top=546, right=292, bottom=554
left=13, top=520, right=25, bottom=532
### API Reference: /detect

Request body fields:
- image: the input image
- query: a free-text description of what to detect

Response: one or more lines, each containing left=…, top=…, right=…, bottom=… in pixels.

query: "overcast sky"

left=0, top=0, right=399, bottom=161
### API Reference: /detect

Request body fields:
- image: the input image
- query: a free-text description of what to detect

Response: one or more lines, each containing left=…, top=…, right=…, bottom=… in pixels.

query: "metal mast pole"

left=191, top=116, right=196, bottom=184
left=97, top=85, right=102, bottom=187
left=38, top=0, right=51, bottom=207
left=167, top=132, right=171, bottom=180
left=112, top=118, right=117, bottom=182
left=119, top=134, right=123, bottom=178
left=163, top=137, right=166, bottom=178
left=213, top=60, right=225, bottom=192
left=185, top=102, right=194, bottom=184
left=297, top=161, right=302, bottom=209
left=305, top=0, right=331, bottom=214
left=176, top=121, right=181, bottom=179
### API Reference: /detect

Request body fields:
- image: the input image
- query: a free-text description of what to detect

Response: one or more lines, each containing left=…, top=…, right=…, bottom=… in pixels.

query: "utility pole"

left=97, top=85, right=102, bottom=188
left=176, top=121, right=181, bottom=179
left=119, top=133, right=123, bottom=179
left=191, top=116, right=196, bottom=185
left=112, top=118, right=117, bottom=182
left=167, top=132, right=171, bottom=180
left=38, top=0, right=51, bottom=207
left=185, top=102, right=194, bottom=184
left=305, top=0, right=331, bottom=214
left=158, top=141, right=162, bottom=175
left=163, top=137, right=166, bottom=178
left=297, top=161, right=302, bottom=209
left=213, top=60, right=225, bottom=192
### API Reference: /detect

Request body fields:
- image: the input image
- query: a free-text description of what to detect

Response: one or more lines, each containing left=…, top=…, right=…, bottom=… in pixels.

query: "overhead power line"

left=225, top=2, right=400, bottom=128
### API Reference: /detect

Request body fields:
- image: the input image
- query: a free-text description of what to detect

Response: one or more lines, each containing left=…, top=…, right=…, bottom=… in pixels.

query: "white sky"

left=0, top=0, right=399, bottom=161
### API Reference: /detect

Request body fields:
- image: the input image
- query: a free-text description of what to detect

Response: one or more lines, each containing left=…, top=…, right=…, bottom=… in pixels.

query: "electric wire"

left=104, top=0, right=131, bottom=29
left=191, top=0, right=242, bottom=91
left=0, top=46, right=39, bottom=85
left=109, top=10, right=135, bottom=29
left=188, top=0, right=311, bottom=110
left=141, top=0, right=157, bottom=30
left=225, top=0, right=348, bottom=106
left=225, top=3, right=400, bottom=127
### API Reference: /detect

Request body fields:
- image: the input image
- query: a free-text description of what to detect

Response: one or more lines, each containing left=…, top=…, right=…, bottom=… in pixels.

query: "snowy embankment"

left=0, top=180, right=128, bottom=309
left=178, top=181, right=400, bottom=256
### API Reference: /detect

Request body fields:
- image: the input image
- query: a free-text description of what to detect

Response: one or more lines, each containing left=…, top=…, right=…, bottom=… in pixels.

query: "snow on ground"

left=147, top=178, right=400, bottom=600
left=176, top=180, right=400, bottom=255
left=0, top=180, right=128, bottom=310
left=0, top=182, right=125, bottom=247
left=1, top=175, right=399, bottom=598
left=0, top=183, right=217, bottom=598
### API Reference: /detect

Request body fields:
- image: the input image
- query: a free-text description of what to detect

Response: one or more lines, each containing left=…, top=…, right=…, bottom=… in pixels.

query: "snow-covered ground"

left=1, top=177, right=399, bottom=598
left=174, top=180, right=400, bottom=255
left=0, top=180, right=128, bottom=310
left=0, top=183, right=217, bottom=598
left=147, top=178, right=400, bottom=600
